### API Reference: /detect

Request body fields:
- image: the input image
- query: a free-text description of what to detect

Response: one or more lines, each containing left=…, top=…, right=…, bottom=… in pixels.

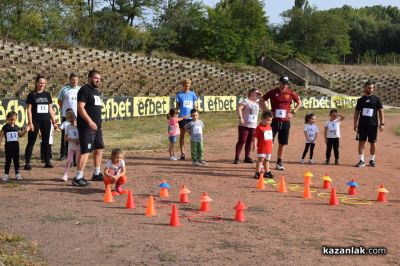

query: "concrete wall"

left=258, top=57, right=308, bottom=88
left=282, top=58, right=332, bottom=89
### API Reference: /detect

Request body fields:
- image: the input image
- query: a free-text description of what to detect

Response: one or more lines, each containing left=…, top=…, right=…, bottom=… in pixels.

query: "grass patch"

left=1, top=181, right=23, bottom=190
left=217, top=240, right=252, bottom=252
left=394, top=125, right=400, bottom=136
left=0, top=230, right=44, bottom=266
left=40, top=211, right=75, bottom=223
left=158, top=251, right=177, bottom=263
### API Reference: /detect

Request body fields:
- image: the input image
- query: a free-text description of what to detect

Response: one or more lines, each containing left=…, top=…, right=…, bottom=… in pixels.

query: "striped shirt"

left=58, top=85, right=80, bottom=117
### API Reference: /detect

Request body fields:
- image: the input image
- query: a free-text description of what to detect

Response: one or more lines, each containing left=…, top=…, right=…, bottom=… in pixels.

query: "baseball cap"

left=279, top=76, right=289, bottom=84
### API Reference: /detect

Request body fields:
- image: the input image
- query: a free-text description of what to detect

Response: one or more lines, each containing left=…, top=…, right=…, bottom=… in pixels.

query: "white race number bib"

left=193, top=126, right=202, bottom=135
left=37, top=104, right=49, bottom=114
left=362, top=108, right=373, bottom=117
left=94, top=95, right=101, bottom=106
left=264, top=130, right=273, bottom=140
left=183, top=101, right=193, bottom=109
left=6, top=132, right=18, bottom=142
left=275, top=109, right=287, bottom=118
left=247, top=114, right=257, bottom=123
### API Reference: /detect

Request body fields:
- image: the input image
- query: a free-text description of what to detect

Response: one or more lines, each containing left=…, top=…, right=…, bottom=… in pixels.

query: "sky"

left=202, top=0, right=400, bottom=24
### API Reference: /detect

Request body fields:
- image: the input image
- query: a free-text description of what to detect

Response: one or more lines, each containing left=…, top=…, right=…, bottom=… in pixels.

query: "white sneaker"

left=275, top=163, right=285, bottom=170
left=300, top=159, right=305, bottom=164
left=200, top=160, right=208, bottom=166
left=61, top=174, right=68, bottom=182
left=170, top=156, right=178, bottom=161
left=15, top=174, right=23, bottom=181
left=2, top=175, right=9, bottom=182
left=192, top=162, right=201, bottom=166
left=309, top=159, right=314, bottom=164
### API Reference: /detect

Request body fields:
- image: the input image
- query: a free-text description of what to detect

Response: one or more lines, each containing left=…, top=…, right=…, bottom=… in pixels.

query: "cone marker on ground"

left=346, top=179, right=359, bottom=195
left=169, top=204, right=181, bottom=227
left=321, top=173, right=332, bottom=189
left=329, top=187, right=339, bottom=206
left=376, top=184, right=389, bottom=202
left=145, top=196, right=156, bottom=216
left=199, top=192, right=212, bottom=212
left=179, top=185, right=191, bottom=203
left=304, top=170, right=314, bottom=186
left=125, top=190, right=135, bottom=209
left=103, top=184, right=114, bottom=203
left=234, top=201, right=246, bottom=222
left=278, top=176, right=287, bottom=193
left=159, top=180, right=170, bottom=198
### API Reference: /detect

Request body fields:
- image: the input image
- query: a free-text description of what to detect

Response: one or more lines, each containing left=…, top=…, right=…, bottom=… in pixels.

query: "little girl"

left=62, top=110, right=80, bottom=181
left=104, top=148, right=127, bottom=194
left=300, top=113, right=319, bottom=164
left=324, top=109, right=345, bottom=165
left=167, top=109, right=189, bottom=160
left=0, top=111, right=29, bottom=181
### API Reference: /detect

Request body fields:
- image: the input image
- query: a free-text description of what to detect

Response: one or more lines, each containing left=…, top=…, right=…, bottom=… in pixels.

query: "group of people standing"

left=1, top=73, right=385, bottom=184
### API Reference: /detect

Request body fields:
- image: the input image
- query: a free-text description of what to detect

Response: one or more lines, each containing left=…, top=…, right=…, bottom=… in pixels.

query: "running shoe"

left=24, top=164, right=32, bottom=171
left=325, top=159, right=330, bottom=165
left=335, top=159, right=339, bottom=165
left=308, top=159, right=314, bottom=164
left=300, top=159, right=305, bottom=164
left=200, top=160, right=208, bottom=166
left=92, top=173, right=104, bottom=181
left=369, top=160, right=376, bottom=167
left=170, top=156, right=178, bottom=161
left=275, top=163, right=285, bottom=170
left=15, top=174, right=23, bottom=181
left=44, top=163, right=54, bottom=168
left=355, top=160, right=366, bottom=167
left=263, top=171, right=273, bottom=179
left=61, top=174, right=68, bottom=182
left=254, top=172, right=260, bottom=179
left=233, top=158, right=239, bottom=164
left=244, top=157, right=253, bottom=163
left=72, top=177, right=89, bottom=187
left=180, top=154, right=186, bottom=160
left=2, top=175, right=9, bottom=182
left=192, top=161, right=201, bottom=166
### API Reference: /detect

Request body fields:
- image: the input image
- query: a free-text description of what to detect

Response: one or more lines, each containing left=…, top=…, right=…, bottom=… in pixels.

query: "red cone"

left=329, top=187, right=339, bottom=206
left=169, top=204, right=181, bottom=227
left=125, top=190, right=135, bottom=209
left=234, top=201, right=246, bottom=222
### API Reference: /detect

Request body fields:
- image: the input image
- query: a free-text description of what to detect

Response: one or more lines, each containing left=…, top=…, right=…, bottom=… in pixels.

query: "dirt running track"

left=1, top=114, right=400, bottom=265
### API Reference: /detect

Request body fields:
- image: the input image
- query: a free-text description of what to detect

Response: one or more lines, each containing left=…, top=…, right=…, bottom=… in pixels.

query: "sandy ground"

left=0, top=114, right=399, bottom=265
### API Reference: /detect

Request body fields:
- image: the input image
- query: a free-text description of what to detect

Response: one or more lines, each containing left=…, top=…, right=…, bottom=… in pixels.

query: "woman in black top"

left=24, top=74, right=59, bottom=169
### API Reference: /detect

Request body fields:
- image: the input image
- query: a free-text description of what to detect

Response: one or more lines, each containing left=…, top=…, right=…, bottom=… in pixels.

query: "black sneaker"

left=355, top=160, right=366, bottom=167
left=24, top=164, right=32, bottom=171
left=180, top=154, right=186, bottom=160
left=60, top=155, right=67, bottom=160
left=72, top=177, right=89, bottom=187
left=233, top=158, right=239, bottom=164
left=254, top=172, right=260, bottom=179
left=335, top=159, right=339, bottom=165
left=92, top=173, right=104, bottom=181
left=325, top=159, right=330, bottom=165
left=44, top=163, right=54, bottom=168
left=369, top=160, right=376, bottom=167
left=244, top=157, right=253, bottom=163
left=264, top=171, right=273, bottom=179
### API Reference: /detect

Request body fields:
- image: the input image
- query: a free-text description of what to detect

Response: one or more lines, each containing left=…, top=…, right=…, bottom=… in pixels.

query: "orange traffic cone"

left=159, top=180, right=170, bottom=198
left=278, top=176, right=287, bottom=193
left=103, top=184, right=114, bottom=203
left=377, top=184, right=389, bottom=202
left=346, top=179, right=358, bottom=196
left=199, top=192, right=212, bottom=212
left=321, top=173, right=332, bottom=189
left=303, top=183, right=312, bottom=199
left=329, top=187, right=339, bottom=206
left=179, top=185, right=191, bottom=203
left=234, top=201, right=246, bottom=222
left=169, top=204, right=181, bottom=227
left=256, top=174, right=265, bottom=190
left=145, top=196, right=156, bottom=216
left=304, top=170, right=314, bottom=186
left=125, top=190, right=135, bottom=209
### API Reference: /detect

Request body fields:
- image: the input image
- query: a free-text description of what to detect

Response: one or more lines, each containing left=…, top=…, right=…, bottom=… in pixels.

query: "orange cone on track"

left=303, top=183, right=312, bottom=199
left=169, top=204, right=181, bottom=227
left=321, top=173, right=332, bottom=189
left=278, top=176, right=287, bottom=193
left=376, top=184, right=389, bottom=202
left=125, top=190, right=135, bottom=209
left=329, top=187, right=339, bottom=206
left=179, top=185, right=191, bottom=204
left=234, top=201, right=246, bottom=222
left=256, top=174, right=265, bottom=190
left=159, top=180, right=170, bottom=198
left=199, top=192, right=212, bottom=212
left=145, top=196, right=156, bottom=216
left=346, top=179, right=358, bottom=196
left=103, top=184, right=114, bottom=203
left=304, top=170, right=314, bottom=186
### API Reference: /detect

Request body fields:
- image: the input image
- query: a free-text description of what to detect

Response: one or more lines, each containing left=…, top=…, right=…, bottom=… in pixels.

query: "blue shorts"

left=169, top=136, right=178, bottom=143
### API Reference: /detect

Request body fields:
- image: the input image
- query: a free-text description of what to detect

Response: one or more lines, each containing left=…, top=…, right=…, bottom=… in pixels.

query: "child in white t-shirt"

left=324, top=109, right=345, bottom=165
left=62, top=110, right=80, bottom=181
left=104, top=148, right=127, bottom=194
left=300, top=113, right=319, bottom=164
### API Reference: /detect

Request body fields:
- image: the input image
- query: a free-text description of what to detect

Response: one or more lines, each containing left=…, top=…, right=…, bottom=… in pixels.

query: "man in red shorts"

left=260, top=76, right=302, bottom=170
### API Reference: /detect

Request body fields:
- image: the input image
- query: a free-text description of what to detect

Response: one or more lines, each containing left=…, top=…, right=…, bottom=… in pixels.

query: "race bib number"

left=247, top=114, right=257, bottom=123
left=94, top=95, right=101, bottom=106
left=6, top=132, right=18, bottom=142
left=70, top=129, right=78, bottom=138
left=70, top=96, right=77, bottom=102
left=37, top=104, right=49, bottom=114
left=362, top=108, right=373, bottom=117
left=183, top=101, right=193, bottom=109
left=275, top=109, right=287, bottom=118
left=308, top=133, right=315, bottom=139
left=193, top=126, right=202, bottom=135
left=264, top=130, right=273, bottom=140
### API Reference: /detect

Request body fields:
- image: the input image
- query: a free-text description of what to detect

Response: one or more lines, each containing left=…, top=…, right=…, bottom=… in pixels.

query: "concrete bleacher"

left=0, top=40, right=324, bottom=99
left=314, top=64, right=400, bottom=107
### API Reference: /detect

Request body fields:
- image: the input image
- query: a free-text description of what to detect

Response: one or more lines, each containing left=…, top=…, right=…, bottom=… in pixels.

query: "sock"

left=277, top=158, right=282, bottom=164
left=94, top=167, right=101, bottom=175
left=359, top=154, right=365, bottom=162
left=76, top=170, right=83, bottom=180
left=370, top=155, right=375, bottom=161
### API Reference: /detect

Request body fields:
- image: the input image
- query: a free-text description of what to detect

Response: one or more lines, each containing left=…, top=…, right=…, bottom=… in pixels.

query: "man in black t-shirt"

left=353, top=80, right=385, bottom=167
left=72, top=70, right=105, bottom=187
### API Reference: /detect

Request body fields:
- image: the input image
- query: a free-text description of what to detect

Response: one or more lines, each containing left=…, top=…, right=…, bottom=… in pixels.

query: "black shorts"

left=356, top=126, right=378, bottom=143
left=78, top=127, right=105, bottom=154
left=178, top=119, right=191, bottom=129
left=271, top=120, right=291, bottom=145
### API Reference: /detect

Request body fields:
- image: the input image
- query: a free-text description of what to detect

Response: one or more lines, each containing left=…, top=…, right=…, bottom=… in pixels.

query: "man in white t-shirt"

left=58, top=73, right=80, bottom=160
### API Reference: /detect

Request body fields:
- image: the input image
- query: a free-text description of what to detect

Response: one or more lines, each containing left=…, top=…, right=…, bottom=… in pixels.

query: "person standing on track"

left=175, top=78, right=198, bottom=160
left=72, top=70, right=104, bottom=187
left=353, top=80, right=384, bottom=167
left=260, top=76, right=302, bottom=171
left=58, top=73, right=80, bottom=160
